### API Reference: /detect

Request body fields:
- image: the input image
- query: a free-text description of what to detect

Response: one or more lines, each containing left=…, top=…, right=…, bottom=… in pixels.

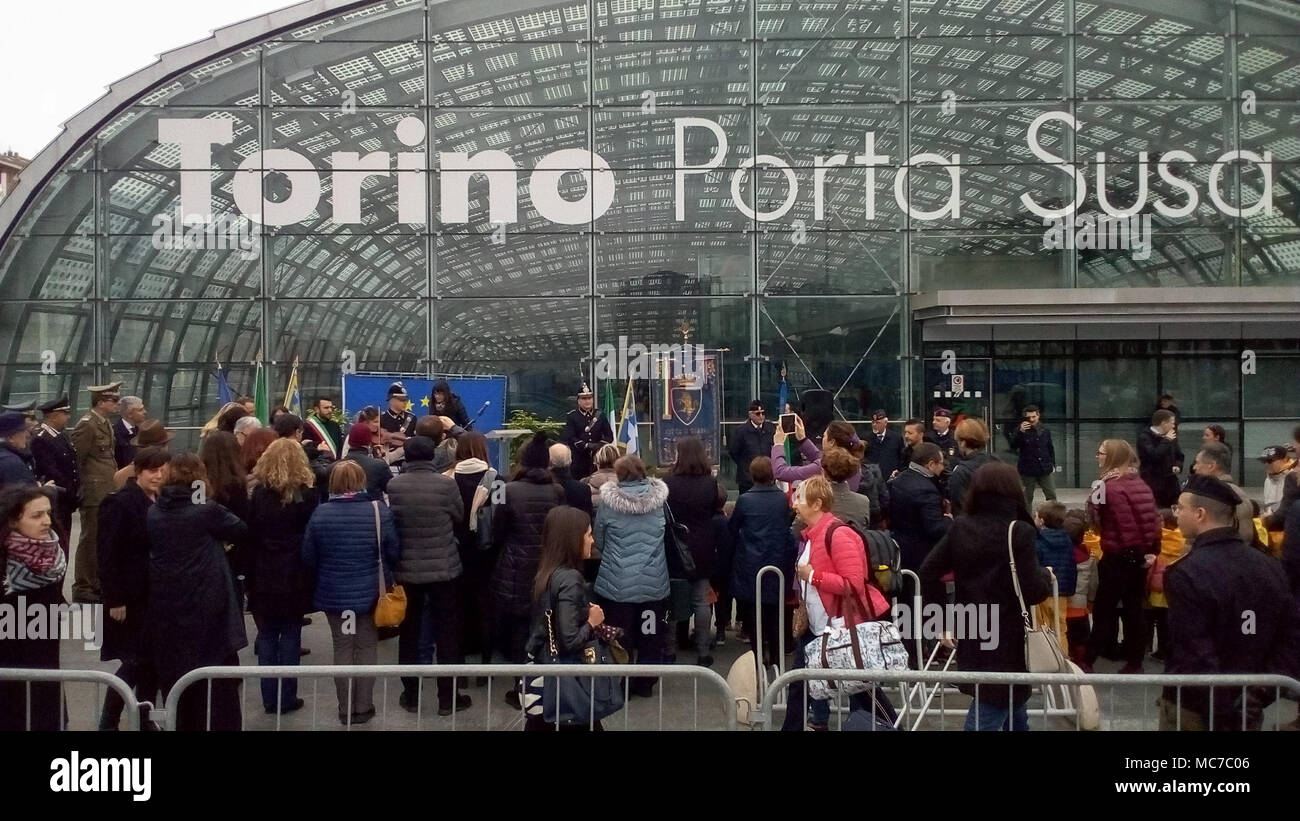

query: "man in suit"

left=864, top=409, right=906, bottom=480
left=1138, top=409, right=1184, bottom=509
left=887, top=442, right=953, bottom=572
left=30, top=394, right=81, bottom=549
left=728, top=399, right=775, bottom=494
left=71, top=382, right=121, bottom=603
left=113, top=395, right=147, bottom=469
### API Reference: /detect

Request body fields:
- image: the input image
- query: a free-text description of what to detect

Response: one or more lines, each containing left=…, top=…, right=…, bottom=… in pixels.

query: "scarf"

left=1099, top=465, right=1138, bottom=483
left=4, top=531, right=66, bottom=595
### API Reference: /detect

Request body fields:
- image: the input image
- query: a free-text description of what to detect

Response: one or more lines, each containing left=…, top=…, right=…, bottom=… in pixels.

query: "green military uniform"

left=70, top=382, right=120, bottom=603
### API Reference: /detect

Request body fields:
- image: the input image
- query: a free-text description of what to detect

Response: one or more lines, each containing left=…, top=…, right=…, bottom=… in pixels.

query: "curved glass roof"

left=0, top=0, right=1298, bottom=428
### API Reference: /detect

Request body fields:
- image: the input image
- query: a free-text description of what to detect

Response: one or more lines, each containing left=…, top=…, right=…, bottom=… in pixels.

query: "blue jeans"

left=254, top=617, right=302, bottom=710
left=964, top=697, right=1029, bottom=731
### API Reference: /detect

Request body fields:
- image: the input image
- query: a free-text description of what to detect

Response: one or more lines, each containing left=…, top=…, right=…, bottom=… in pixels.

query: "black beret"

left=1183, top=475, right=1241, bottom=509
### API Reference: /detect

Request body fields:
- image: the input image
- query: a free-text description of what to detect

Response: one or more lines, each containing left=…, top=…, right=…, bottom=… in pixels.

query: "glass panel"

left=0, top=233, right=96, bottom=301
left=106, top=234, right=262, bottom=300
left=272, top=234, right=425, bottom=298
left=438, top=230, right=587, bottom=297
left=1075, top=1, right=1230, bottom=36
left=1074, top=102, right=1228, bottom=165
left=759, top=230, right=900, bottom=295
left=266, top=42, right=425, bottom=107
left=597, top=0, right=751, bottom=39
left=1242, top=229, right=1300, bottom=287
left=598, top=169, right=752, bottom=232
left=909, top=104, right=1068, bottom=167
left=756, top=40, right=900, bottom=105
left=1075, top=35, right=1225, bottom=100
left=912, top=230, right=1069, bottom=291
left=270, top=300, right=428, bottom=369
left=1244, top=354, right=1300, bottom=418
left=1078, top=228, right=1231, bottom=289
left=1078, top=354, right=1157, bottom=418
left=595, top=107, right=750, bottom=170
left=136, top=52, right=261, bottom=107
left=594, top=41, right=749, bottom=107
left=760, top=0, right=899, bottom=39
left=100, top=109, right=260, bottom=171
left=758, top=296, right=900, bottom=421
left=429, top=41, right=588, bottom=107
left=1160, top=356, right=1238, bottom=418
left=106, top=301, right=261, bottom=365
left=0, top=362, right=101, bottom=416
left=441, top=298, right=589, bottom=422
left=912, top=0, right=1061, bottom=36
left=6, top=302, right=92, bottom=364
left=911, top=36, right=1065, bottom=101
left=12, top=172, right=97, bottom=236
left=1237, top=36, right=1300, bottom=100
left=596, top=232, right=749, bottom=295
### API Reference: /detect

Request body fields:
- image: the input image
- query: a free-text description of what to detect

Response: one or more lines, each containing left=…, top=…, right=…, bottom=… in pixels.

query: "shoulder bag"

left=1008, top=520, right=1067, bottom=674
left=471, top=468, right=498, bottom=550
left=662, top=503, right=695, bottom=580
left=536, top=575, right=626, bottom=725
left=372, top=500, right=407, bottom=628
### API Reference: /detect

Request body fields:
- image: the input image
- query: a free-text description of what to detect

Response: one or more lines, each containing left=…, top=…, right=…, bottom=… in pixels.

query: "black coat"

left=146, top=486, right=249, bottom=691
left=1165, top=527, right=1300, bottom=723
left=562, top=409, right=614, bottom=479
left=552, top=466, right=595, bottom=518
left=865, top=428, right=906, bottom=480
left=431, top=384, right=471, bottom=429
left=1137, top=427, right=1185, bottom=508
left=887, top=467, right=952, bottom=571
left=246, top=483, right=318, bottom=621
left=925, top=427, right=958, bottom=464
left=491, top=469, right=564, bottom=616
left=0, top=443, right=36, bottom=489
left=97, top=478, right=153, bottom=661
left=664, top=473, right=722, bottom=581
left=344, top=451, right=392, bottom=500
left=113, top=418, right=138, bottom=470
left=919, top=502, right=1051, bottom=706
left=1008, top=423, right=1055, bottom=478
left=728, top=421, right=775, bottom=491
left=387, top=462, right=466, bottom=585
left=30, top=426, right=80, bottom=511
left=948, top=450, right=1001, bottom=515
left=729, top=484, right=796, bottom=604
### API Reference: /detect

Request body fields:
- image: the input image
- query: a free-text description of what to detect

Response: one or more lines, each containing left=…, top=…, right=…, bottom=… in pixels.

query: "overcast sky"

left=0, top=0, right=286, bottom=159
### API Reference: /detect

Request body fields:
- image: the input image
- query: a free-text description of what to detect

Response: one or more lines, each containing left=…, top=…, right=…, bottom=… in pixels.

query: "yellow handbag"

left=370, top=500, right=407, bottom=628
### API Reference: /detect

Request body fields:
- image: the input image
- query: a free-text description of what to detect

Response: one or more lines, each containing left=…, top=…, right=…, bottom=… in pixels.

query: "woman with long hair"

left=201, top=430, right=251, bottom=601
left=247, top=439, right=319, bottom=714
left=1084, top=439, right=1161, bottom=673
left=0, top=486, right=65, bottom=730
left=663, top=435, right=721, bottom=666
left=242, top=428, right=279, bottom=480
left=522, top=506, right=606, bottom=731
left=200, top=401, right=243, bottom=439
left=920, top=462, right=1052, bottom=731
left=146, top=453, right=248, bottom=731
left=772, top=418, right=866, bottom=491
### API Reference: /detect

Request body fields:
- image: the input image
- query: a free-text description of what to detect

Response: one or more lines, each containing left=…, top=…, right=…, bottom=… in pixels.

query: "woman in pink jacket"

left=781, top=475, right=891, bottom=730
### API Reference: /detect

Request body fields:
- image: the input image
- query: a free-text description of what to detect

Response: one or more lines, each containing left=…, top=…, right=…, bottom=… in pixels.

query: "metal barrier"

left=162, top=664, right=738, bottom=731
left=0, top=668, right=144, bottom=731
left=757, top=668, right=1300, bottom=731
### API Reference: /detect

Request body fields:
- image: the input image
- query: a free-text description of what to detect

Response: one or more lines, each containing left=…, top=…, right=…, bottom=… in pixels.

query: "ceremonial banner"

left=651, top=352, right=721, bottom=467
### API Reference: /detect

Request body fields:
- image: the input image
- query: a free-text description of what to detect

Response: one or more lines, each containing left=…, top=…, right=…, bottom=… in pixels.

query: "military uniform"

left=70, top=382, right=120, bottom=603
left=30, top=395, right=81, bottom=549
left=562, top=384, right=613, bottom=479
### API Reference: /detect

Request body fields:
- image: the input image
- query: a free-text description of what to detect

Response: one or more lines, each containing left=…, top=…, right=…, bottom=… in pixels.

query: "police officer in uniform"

left=380, top=381, right=416, bottom=443
left=70, top=382, right=121, bottom=603
left=562, top=382, right=613, bottom=480
left=30, top=395, right=81, bottom=550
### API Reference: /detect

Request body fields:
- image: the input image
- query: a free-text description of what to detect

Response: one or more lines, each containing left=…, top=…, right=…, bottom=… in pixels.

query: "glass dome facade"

left=1, top=0, right=1298, bottom=484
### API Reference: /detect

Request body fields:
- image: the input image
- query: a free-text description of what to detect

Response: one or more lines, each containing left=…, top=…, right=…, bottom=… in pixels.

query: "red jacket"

left=1087, top=473, right=1161, bottom=555
left=800, top=513, right=889, bottom=625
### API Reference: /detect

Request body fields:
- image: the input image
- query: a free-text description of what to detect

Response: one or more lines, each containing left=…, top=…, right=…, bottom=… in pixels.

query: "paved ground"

left=42, top=487, right=1297, bottom=731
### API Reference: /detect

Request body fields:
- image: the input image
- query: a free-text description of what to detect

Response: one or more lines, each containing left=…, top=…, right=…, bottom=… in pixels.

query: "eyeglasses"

left=750, top=410, right=765, bottom=415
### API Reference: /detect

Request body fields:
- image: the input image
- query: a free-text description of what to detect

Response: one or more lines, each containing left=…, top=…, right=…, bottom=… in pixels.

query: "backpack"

left=825, top=521, right=904, bottom=600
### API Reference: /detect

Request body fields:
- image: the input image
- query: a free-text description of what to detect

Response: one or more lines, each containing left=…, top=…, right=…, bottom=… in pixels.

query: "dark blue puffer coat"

left=301, top=493, right=400, bottom=613
left=728, top=484, right=796, bottom=605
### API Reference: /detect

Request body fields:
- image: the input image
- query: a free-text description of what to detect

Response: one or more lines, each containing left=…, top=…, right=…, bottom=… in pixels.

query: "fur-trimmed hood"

left=598, top=477, right=668, bottom=515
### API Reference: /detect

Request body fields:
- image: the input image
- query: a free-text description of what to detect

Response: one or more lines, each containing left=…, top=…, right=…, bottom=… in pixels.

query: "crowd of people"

left=1, top=380, right=1299, bottom=732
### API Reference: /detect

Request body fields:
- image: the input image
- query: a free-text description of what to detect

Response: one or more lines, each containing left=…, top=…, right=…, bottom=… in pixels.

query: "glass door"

left=922, top=356, right=992, bottom=429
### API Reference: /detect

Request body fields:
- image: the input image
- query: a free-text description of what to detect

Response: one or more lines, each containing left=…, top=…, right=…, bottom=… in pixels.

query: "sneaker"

left=340, top=707, right=376, bottom=725
left=504, top=689, right=522, bottom=710
left=714, top=628, right=726, bottom=648
left=399, top=691, right=421, bottom=713
left=438, top=693, right=472, bottom=716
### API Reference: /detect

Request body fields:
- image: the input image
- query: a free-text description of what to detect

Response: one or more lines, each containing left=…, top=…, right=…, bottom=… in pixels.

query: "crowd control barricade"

left=745, top=564, right=788, bottom=718
left=756, top=668, right=1300, bottom=731
left=162, top=664, right=737, bottom=732
left=0, top=668, right=143, bottom=731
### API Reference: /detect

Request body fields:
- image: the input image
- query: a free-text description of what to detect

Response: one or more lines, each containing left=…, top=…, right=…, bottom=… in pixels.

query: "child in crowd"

left=1145, top=508, right=1186, bottom=662
left=1033, top=501, right=1075, bottom=650
left=1062, top=509, right=1098, bottom=668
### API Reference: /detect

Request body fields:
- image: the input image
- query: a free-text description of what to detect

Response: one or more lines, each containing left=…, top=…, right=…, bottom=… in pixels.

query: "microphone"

left=466, top=400, right=490, bottom=431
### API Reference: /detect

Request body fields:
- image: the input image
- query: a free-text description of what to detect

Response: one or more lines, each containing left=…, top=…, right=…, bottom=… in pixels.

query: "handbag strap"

left=1006, top=520, right=1033, bottom=630
left=373, top=500, right=385, bottom=596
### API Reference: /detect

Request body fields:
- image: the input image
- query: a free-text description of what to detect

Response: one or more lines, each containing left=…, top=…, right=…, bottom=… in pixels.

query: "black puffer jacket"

left=664, top=473, right=721, bottom=581
left=491, top=469, right=564, bottom=616
left=387, top=461, right=466, bottom=584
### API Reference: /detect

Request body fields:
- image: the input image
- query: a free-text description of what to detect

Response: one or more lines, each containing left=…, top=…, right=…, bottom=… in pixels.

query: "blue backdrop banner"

left=341, top=373, right=507, bottom=432
left=651, top=353, right=721, bottom=467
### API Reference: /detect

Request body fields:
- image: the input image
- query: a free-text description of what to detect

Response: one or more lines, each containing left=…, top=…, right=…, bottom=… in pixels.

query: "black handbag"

left=538, top=581, right=626, bottom=725
left=662, top=504, right=695, bottom=580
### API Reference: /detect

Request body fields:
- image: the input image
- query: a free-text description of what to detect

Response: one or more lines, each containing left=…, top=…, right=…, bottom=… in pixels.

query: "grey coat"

left=593, top=478, right=671, bottom=604
left=386, top=461, right=466, bottom=584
